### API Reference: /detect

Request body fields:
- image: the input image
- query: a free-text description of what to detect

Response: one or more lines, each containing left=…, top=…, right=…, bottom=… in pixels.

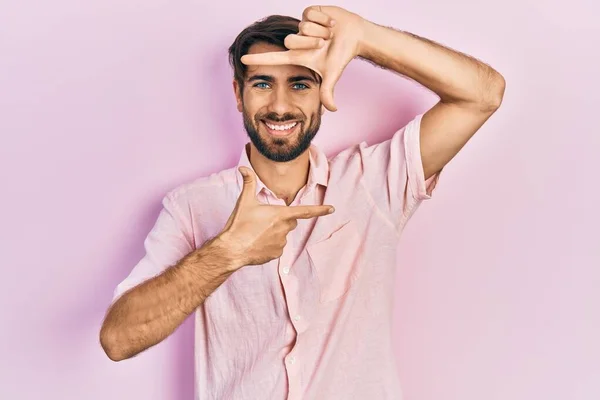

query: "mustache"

left=257, top=112, right=304, bottom=123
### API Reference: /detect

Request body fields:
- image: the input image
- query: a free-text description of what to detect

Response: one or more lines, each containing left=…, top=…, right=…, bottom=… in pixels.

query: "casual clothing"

left=112, top=113, right=440, bottom=399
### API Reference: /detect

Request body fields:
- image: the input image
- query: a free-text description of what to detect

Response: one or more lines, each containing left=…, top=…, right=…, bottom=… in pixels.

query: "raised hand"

left=240, top=6, right=366, bottom=112
left=219, top=167, right=335, bottom=268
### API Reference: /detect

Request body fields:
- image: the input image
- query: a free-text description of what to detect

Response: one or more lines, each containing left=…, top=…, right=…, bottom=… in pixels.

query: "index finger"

left=240, top=51, right=295, bottom=66
left=283, top=205, right=335, bottom=220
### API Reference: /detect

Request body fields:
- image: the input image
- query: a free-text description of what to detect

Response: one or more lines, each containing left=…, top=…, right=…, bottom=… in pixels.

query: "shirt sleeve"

left=111, top=192, right=195, bottom=304
left=357, top=113, right=440, bottom=232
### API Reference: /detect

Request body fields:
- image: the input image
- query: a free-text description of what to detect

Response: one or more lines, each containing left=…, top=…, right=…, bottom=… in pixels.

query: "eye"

left=292, top=83, right=309, bottom=90
left=253, top=82, right=270, bottom=89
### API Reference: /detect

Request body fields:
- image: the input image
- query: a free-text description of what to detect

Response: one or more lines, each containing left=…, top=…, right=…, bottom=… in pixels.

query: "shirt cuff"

left=404, top=113, right=440, bottom=201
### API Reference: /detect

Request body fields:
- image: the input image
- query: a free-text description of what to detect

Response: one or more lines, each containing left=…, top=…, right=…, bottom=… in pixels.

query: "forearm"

left=100, top=236, right=239, bottom=361
left=357, top=20, right=504, bottom=107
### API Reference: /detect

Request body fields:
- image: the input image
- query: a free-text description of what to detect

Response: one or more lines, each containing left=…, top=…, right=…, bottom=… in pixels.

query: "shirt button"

left=283, top=267, right=290, bottom=274
left=289, top=356, right=296, bottom=364
left=293, top=315, right=301, bottom=322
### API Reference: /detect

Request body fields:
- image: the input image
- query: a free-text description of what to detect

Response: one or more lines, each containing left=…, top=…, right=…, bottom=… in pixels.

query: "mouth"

left=261, top=120, right=300, bottom=137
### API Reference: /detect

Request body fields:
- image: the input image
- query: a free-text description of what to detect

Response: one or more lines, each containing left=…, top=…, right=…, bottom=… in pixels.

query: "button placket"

left=278, top=243, right=301, bottom=325
left=285, top=351, right=302, bottom=400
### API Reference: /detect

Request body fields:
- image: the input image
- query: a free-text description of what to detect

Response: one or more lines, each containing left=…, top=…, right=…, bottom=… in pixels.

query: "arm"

left=358, top=21, right=506, bottom=179
left=99, top=167, right=333, bottom=362
left=240, top=6, right=506, bottom=181
left=99, top=236, right=238, bottom=362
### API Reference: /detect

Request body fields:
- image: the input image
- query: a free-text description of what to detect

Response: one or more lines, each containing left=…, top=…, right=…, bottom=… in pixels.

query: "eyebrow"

left=246, top=74, right=318, bottom=84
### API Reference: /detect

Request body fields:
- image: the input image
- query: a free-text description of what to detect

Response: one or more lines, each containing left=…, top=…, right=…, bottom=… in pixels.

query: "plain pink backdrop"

left=1, top=0, right=598, bottom=399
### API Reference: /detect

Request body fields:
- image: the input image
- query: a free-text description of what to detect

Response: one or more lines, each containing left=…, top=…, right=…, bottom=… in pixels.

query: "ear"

left=233, top=80, right=243, bottom=113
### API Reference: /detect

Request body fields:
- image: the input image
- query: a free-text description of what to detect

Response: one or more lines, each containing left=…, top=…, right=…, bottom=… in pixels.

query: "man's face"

left=234, top=42, right=322, bottom=162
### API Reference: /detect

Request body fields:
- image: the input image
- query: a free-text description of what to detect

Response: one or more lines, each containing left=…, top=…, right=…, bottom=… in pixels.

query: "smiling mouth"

left=261, top=120, right=300, bottom=136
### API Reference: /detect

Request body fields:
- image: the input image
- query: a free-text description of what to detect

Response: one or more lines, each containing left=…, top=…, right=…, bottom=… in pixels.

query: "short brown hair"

left=228, top=15, right=300, bottom=91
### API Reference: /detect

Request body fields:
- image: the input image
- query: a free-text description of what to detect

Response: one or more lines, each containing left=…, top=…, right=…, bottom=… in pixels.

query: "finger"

left=298, top=21, right=332, bottom=40
left=289, top=219, right=298, bottom=230
left=303, top=6, right=335, bottom=28
left=238, top=167, right=257, bottom=205
left=284, top=205, right=335, bottom=220
left=320, top=40, right=349, bottom=112
left=284, top=34, right=325, bottom=50
left=320, top=73, right=338, bottom=112
left=240, top=51, right=295, bottom=66
left=282, top=219, right=299, bottom=234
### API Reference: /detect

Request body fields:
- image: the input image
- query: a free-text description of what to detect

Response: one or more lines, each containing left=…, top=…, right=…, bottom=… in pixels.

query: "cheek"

left=301, top=92, right=321, bottom=111
left=241, top=103, right=258, bottom=119
left=242, top=94, right=268, bottom=117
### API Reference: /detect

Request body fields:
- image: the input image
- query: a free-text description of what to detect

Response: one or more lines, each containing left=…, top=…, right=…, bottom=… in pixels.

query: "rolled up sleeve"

left=357, top=113, right=440, bottom=232
left=111, top=193, right=195, bottom=304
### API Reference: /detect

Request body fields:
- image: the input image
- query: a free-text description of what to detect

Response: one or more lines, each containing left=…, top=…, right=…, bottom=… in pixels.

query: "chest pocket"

left=306, top=220, right=363, bottom=303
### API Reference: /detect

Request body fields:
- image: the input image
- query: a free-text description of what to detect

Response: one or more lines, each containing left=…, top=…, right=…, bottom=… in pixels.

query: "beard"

left=242, top=106, right=321, bottom=162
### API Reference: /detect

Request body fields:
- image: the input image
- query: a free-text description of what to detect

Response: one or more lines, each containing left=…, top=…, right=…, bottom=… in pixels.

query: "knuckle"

left=304, top=7, right=316, bottom=20
left=273, top=212, right=285, bottom=224
left=288, top=52, right=300, bottom=63
left=284, top=34, right=294, bottom=47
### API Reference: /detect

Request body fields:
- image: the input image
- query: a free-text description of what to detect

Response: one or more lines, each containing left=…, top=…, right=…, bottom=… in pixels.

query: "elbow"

left=450, top=71, right=506, bottom=113
left=482, top=71, right=506, bottom=112
left=100, top=325, right=130, bottom=362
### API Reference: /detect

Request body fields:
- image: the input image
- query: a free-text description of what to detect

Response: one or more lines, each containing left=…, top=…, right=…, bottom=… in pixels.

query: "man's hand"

left=240, top=6, right=365, bottom=112
left=219, top=167, right=335, bottom=268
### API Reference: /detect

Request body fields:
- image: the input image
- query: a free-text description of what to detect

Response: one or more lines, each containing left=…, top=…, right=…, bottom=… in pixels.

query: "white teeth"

left=265, top=121, right=298, bottom=131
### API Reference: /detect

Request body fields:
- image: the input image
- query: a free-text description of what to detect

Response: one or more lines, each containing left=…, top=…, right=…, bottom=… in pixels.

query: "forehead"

left=245, top=42, right=317, bottom=80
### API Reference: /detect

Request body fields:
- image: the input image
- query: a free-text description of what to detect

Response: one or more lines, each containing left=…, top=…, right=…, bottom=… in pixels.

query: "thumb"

left=320, top=74, right=338, bottom=112
left=238, top=166, right=257, bottom=205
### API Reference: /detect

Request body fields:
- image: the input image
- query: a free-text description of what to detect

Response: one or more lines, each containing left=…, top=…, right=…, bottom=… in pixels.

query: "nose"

left=267, top=86, right=294, bottom=117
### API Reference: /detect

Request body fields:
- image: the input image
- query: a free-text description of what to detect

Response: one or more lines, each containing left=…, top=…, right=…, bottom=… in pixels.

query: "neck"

left=247, top=143, right=310, bottom=205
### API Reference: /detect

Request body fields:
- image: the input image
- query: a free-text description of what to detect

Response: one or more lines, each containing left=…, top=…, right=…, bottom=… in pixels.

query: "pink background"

left=1, top=0, right=598, bottom=399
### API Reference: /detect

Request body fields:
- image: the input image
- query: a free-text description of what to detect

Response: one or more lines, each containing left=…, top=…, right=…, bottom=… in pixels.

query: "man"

left=100, top=5, right=505, bottom=399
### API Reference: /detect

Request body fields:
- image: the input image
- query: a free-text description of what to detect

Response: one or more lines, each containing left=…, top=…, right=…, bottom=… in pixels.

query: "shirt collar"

left=235, top=143, right=329, bottom=195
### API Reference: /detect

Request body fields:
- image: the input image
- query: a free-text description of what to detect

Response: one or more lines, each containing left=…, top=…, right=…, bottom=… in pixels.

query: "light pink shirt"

left=112, top=114, right=439, bottom=399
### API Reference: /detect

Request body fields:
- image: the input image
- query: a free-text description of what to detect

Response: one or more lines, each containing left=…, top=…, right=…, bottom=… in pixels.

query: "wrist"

left=356, top=18, right=380, bottom=60
left=209, top=232, right=245, bottom=272
left=182, top=234, right=244, bottom=279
